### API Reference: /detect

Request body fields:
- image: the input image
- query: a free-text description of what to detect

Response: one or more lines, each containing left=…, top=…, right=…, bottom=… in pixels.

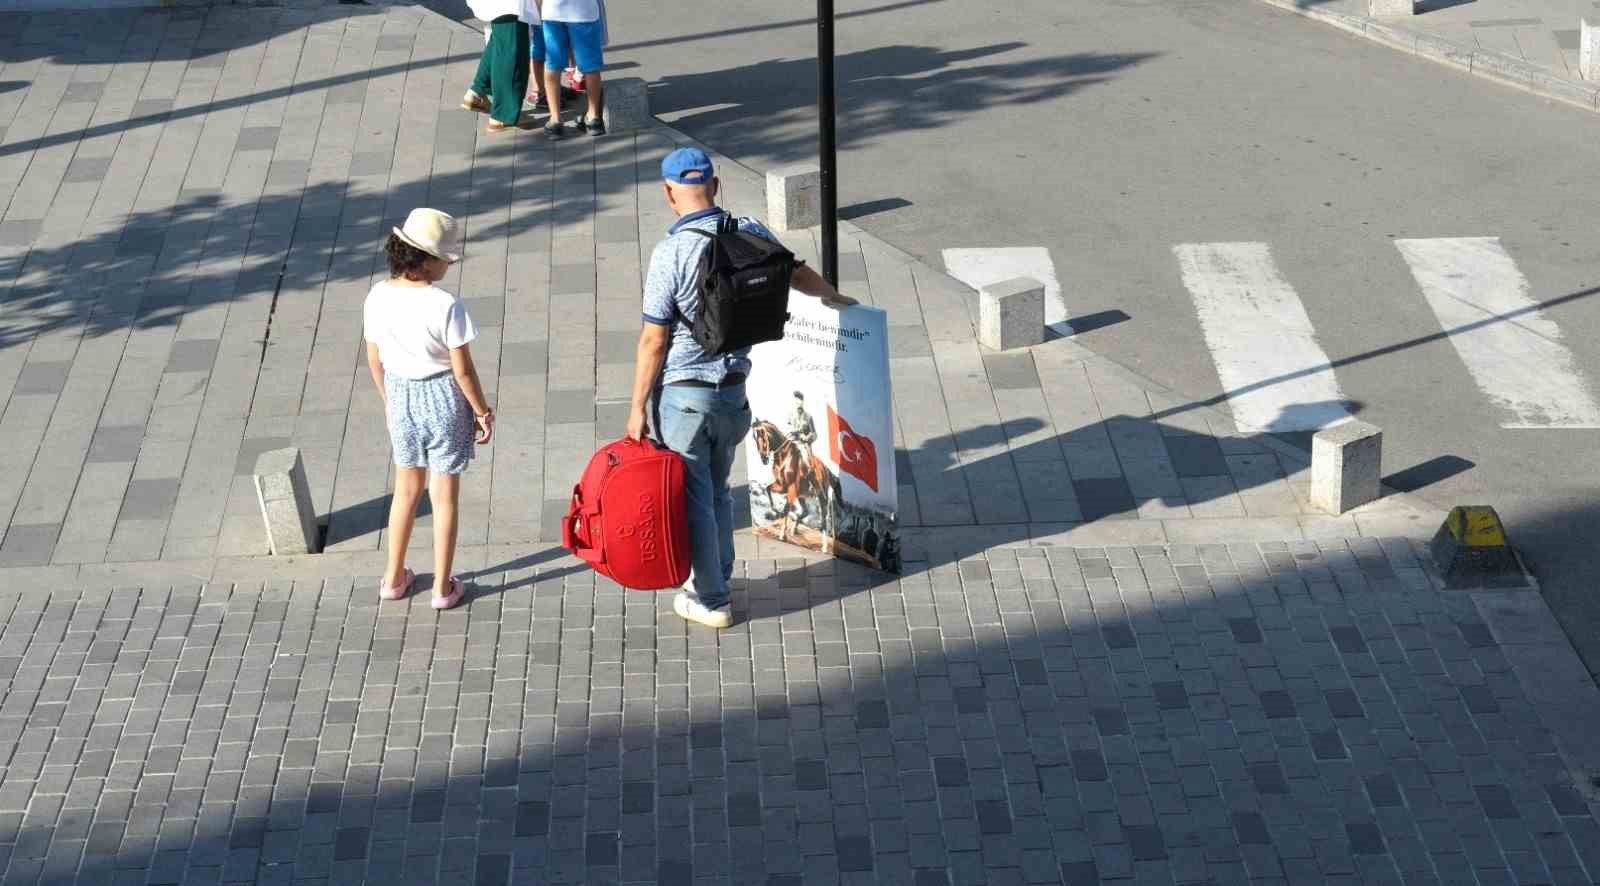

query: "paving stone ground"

left=0, top=545, right=1597, bottom=886
left=1, top=4, right=1599, bottom=886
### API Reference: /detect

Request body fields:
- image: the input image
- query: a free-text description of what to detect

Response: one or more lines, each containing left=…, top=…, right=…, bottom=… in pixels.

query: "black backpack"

left=684, top=213, right=796, bottom=355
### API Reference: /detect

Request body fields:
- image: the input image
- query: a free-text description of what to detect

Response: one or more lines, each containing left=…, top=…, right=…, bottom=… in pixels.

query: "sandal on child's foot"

left=379, top=567, right=414, bottom=601
left=432, top=578, right=465, bottom=610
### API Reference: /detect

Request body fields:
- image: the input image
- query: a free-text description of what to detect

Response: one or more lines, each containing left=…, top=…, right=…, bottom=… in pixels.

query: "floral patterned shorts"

left=385, top=371, right=475, bottom=475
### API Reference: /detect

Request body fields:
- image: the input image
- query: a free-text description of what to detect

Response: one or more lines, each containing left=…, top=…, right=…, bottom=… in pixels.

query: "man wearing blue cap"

left=626, top=147, right=854, bottom=629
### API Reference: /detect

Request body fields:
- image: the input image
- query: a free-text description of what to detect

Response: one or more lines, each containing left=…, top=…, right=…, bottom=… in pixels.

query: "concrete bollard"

left=1311, top=421, right=1383, bottom=514
left=765, top=164, right=822, bottom=231
left=602, top=77, right=652, bottom=133
left=254, top=448, right=320, bottom=555
left=1369, top=0, right=1414, bottom=15
left=978, top=277, right=1046, bottom=351
left=1582, top=19, right=1600, bottom=81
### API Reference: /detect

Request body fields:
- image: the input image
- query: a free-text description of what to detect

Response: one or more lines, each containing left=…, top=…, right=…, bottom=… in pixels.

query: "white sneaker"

left=673, top=592, right=732, bottom=629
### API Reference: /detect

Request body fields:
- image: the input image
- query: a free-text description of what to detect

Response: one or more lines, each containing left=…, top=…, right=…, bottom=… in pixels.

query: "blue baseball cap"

left=662, top=147, right=715, bottom=185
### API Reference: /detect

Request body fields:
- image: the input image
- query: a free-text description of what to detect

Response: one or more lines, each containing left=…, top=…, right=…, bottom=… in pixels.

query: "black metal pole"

left=818, top=0, right=839, bottom=287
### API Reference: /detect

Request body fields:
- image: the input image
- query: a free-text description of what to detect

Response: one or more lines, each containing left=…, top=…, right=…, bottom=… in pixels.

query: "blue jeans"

left=656, top=383, right=751, bottom=610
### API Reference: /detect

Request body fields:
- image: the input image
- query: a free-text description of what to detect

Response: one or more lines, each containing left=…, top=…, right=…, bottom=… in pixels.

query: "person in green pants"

left=463, top=1, right=538, bottom=133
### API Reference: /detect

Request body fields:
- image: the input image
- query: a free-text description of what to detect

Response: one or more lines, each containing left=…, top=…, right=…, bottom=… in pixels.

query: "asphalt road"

left=524, top=0, right=1600, bottom=671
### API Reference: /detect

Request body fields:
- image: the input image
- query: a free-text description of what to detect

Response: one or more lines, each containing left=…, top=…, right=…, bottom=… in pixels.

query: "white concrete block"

left=1369, top=0, right=1414, bottom=15
left=978, top=277, right=1045, bottom=351
left=1311, top=421, right=1383, bottom=514
left=602, top=77, right=651, bottom=132
left=765, top=165, right=821, bottom=232
left=1582, top=19, right=1600, bottom=81
left=253, top=448, right=321, bottom=555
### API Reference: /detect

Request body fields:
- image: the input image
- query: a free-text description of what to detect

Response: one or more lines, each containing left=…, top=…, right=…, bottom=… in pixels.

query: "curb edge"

left=1254, top=0, right=1600, bottom=114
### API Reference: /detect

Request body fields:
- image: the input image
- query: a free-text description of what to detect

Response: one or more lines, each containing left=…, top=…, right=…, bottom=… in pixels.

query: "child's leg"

left=570, top=20, right=605, bottom=121
left=527, top=22, right=546, bottom=102
left=543, top=63, right=563, bottom=124
left=542, top=22, right=566, bottom=124
left=585, top=71, right=603, bottom=121
left=428, top=471, right=461, bottom=595
left=383, top=467, right=427, bottom=588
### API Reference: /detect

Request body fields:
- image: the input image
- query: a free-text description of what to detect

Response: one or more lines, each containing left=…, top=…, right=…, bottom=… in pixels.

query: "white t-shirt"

left=363, top=281, right=478, bottom=380
left=468, top=0, right=539, bottom=23
left=542, top=0, right=600, bottom=23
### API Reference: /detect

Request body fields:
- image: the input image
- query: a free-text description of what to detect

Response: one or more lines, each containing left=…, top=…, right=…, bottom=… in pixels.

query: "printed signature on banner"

left=784, top=355, right=844, bottom=382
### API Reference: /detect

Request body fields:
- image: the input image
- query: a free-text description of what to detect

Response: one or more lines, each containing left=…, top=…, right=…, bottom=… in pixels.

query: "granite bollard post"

left=602, top=77, right=651, bottom=132
left=254, top=448, right=320, bottom=555
left=978, top=277, right=1046, bottom=351
left=1369, top=0, right=1415, bottom=15
left=1581, top=19, right=1600, bottom=81
left=1311, top=421, right=1383, bottom=514
left=766, top=165, right=822, bottom=232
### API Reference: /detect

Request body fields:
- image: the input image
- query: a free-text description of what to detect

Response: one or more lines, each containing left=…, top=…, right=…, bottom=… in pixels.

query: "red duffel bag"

left=562, top=438, right=692, bottom=590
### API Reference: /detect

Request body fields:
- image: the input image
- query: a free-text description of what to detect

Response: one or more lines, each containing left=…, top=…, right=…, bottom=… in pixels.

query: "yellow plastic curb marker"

left=1430, top=505, right=1527, bottom=590
left=1445, top=506, right=1508, bottom=548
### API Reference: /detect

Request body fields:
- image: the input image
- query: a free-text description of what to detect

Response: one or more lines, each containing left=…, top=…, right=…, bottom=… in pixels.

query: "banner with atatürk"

left=745, top=296, right=900, bottom=573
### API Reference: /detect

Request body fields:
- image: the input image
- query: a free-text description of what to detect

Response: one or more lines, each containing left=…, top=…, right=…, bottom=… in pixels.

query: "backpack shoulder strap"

left=680, top=212, right=735, bottom=239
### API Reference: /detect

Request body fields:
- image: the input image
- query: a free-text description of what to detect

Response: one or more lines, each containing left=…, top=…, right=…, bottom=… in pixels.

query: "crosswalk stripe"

left=1394, top=237, right=1600, bottom=429
left=1173, top=242, right=1353, bottom=433
left=941, top=247, right=1071, bottom=337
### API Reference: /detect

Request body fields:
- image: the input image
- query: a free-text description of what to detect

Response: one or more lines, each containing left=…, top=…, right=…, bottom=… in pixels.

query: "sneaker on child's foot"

left=673, top=592, right=732, bottom=629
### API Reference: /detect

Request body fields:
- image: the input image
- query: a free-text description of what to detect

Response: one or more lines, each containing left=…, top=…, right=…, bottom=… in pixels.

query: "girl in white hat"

left=364, top=209, right=494, bottom=610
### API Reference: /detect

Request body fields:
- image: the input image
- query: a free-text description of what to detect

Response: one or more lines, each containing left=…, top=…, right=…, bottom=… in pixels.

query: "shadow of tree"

left=0, top=135, right=639, bottom=350
left=648, top=44, right=1161, bottom=165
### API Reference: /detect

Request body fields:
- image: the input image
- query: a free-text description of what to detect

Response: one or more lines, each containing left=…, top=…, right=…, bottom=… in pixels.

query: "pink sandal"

left=431, top=577, right=465, bottom=610
left=379, top=568, right=414, bottom=601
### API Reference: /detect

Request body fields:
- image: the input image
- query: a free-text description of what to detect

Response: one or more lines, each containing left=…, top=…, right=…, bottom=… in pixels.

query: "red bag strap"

left=562, top=484, right=605, bottom=565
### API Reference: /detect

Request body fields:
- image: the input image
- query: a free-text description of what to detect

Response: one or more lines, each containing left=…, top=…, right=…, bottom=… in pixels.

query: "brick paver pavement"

left=0, top=546, right=1597, bottom=885
left=0, top=4, right=1598, bottom=885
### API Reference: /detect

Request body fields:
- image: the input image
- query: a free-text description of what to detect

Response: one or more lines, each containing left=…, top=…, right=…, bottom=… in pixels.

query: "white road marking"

left=941, top=247, right=1070, bottom=337
left=1395, top=237, right=1600, bottom=428
left=1173, top=242, right=1353, bottom=433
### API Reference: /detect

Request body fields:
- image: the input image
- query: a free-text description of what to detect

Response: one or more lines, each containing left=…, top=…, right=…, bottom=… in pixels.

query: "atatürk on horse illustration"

left=750, top=418, right=839, bottom=551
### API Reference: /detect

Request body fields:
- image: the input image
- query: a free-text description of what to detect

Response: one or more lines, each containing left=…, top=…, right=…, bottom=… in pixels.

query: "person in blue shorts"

left=522, top=13, right=548, bottom=114
left=541, top=0, right=606, bottom=137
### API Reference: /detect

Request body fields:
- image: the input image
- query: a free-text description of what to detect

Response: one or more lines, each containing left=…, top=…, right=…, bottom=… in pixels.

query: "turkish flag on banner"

left=828, top=404, right=879, bottom=492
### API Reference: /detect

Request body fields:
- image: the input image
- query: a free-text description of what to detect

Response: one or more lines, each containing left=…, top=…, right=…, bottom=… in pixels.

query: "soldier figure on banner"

left=789, top=392, right=817, bottom=450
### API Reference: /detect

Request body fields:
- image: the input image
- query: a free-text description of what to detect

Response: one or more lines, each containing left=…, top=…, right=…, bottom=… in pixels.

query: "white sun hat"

left=392, top=208, right=462, bottom=263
